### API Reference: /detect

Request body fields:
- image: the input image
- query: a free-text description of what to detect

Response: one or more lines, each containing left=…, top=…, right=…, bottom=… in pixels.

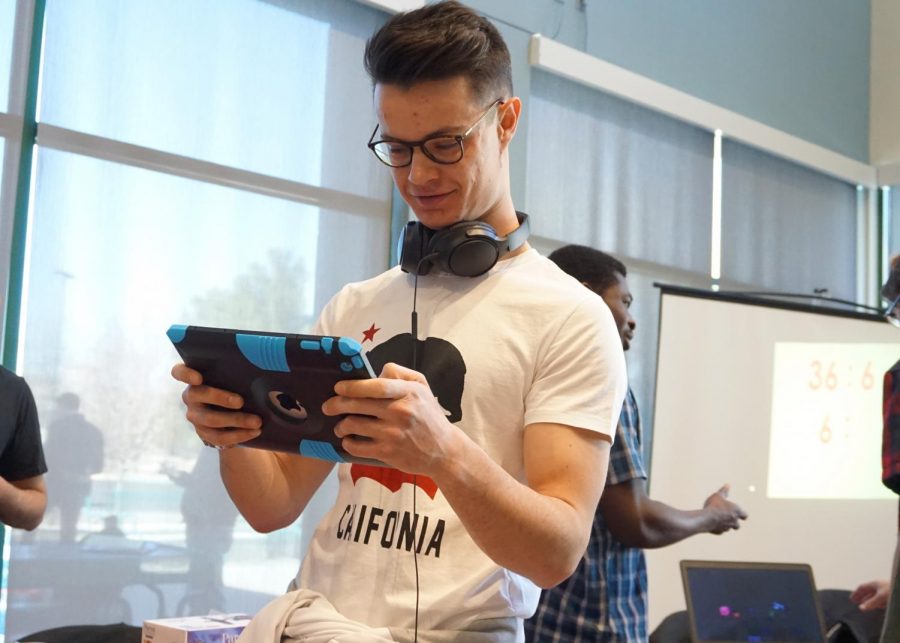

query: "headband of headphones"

left=399, top=212, right=530, bottom=277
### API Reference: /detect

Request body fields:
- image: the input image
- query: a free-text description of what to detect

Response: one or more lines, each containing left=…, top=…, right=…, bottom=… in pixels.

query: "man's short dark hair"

left=364, top=0, right=513, bottom=103
left=548, top=244, right=628, bottom=294
left=884, top=254, right=900, bottom=301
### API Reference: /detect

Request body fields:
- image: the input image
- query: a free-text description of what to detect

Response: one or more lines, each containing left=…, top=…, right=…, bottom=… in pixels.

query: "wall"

left=467, top=0, right=871, bottom=163
left=871, top=0, right=900, bottom=167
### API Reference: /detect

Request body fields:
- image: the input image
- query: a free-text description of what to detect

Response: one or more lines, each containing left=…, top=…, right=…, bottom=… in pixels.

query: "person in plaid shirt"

left=525, top=245, right=748, bottom=642
left=852, top=255, right=900, bottom=639
left=880, top=255, right=900, bottom=498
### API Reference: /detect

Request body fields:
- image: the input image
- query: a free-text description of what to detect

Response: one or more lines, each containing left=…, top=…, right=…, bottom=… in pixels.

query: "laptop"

left=680, top=560, right=828, bottom=643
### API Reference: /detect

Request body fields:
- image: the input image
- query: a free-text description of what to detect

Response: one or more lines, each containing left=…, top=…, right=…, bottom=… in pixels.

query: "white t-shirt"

left=297, top=248, right=626, bottom=634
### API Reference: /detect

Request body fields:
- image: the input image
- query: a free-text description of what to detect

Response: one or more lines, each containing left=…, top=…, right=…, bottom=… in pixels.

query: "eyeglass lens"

left=372, top=137, right=462, bottom=167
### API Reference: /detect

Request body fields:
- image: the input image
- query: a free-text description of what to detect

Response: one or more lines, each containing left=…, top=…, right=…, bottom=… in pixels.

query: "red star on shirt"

left=361, top=323, right=380, bottom=343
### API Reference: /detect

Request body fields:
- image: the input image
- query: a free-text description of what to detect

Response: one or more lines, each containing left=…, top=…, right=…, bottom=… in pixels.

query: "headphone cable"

left=410, top=261, right=430, bottom=643
left=412, top=475, right=420, bottom=643
left=410, top=253, right=435, bottom=372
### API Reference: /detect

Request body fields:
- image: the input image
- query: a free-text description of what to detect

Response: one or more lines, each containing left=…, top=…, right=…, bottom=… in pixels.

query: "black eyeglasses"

left=367, top=99, right=503, bottom=168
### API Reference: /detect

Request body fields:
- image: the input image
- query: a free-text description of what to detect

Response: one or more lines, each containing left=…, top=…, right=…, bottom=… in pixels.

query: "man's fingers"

left=171, top=363, right=202, bottom=385
left=182, top=383, right=245, bottom=410
left=379, top=361, right=428, bottom=383
left=858, top=596, right=878, bottom=611
left=333, top=370, right=425, bottom=400
left=186, top=405, right=262, bottom=431
left=850, top=587, right=872, bottom=604
left=333, top=414, right=379, bottom=440
left=196, top=426, right=261, bottom=448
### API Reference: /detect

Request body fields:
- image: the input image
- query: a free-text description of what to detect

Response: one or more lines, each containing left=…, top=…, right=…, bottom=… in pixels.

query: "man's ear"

left=497, top=96, right=522, bottom=150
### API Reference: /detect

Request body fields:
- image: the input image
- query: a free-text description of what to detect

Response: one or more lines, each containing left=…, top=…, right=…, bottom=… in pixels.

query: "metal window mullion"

left=35, top=123, right=386, bottom=219
left=881, top=186, right=892, bottom=287
left=710, top=130, right=723, bottom=285
left=855, top=186, right=881, bottom=308
left=2, top=0, right=45, bottom=370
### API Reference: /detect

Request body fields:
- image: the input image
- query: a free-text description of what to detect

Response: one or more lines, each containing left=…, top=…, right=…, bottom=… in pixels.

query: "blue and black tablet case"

left=167, top=324, right=381, bottom=466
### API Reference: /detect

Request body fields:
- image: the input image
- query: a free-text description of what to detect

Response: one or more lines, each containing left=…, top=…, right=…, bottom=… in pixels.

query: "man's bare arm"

left=0, top=475, right=46, bottom=531
left=434, top=422, right=610, bottom=588
left=600, top=480, right=747, bottom=549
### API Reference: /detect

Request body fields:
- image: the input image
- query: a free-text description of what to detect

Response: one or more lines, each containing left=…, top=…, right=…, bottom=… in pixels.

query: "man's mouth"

left=411, top=191, right=452, bottom=206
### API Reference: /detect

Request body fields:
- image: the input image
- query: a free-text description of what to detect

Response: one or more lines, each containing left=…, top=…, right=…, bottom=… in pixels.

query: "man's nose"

left=407, top=148, right=440, bottom=184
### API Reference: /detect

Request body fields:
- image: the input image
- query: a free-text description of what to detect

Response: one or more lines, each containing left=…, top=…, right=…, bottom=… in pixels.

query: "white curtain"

left=721, top=139, right=858, bottom=300
left=525, top=69, right=715, bottom=461
left=525, top=69, right=714, bottom=273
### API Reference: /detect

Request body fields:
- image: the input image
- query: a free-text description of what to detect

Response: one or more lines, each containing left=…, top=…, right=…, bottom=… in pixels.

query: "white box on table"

left=141, top=613, right=251, bottom=643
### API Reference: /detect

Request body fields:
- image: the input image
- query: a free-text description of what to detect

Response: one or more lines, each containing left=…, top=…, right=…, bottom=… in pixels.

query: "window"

left=40, top=0, right=385, bottom=198
left=5, top=1, right=393, bottom=639
left=9, top=144, right=390, bottom=643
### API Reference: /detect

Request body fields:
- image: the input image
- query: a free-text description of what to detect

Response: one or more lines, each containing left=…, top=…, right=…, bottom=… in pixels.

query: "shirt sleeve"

left=608, top=388, right=648, bottom=485
left=0, top=377, right=48, bottom=481
left=883, top=362, right=900, bottom=494
left=524, top=293, right=628, bottom=441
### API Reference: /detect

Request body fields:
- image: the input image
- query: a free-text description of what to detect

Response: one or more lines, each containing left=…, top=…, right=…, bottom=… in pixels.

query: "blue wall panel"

left=467, top=0, right=871, bottom=163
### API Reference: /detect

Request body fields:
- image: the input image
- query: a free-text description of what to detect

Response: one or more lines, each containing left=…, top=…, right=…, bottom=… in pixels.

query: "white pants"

left=236, top=589, right=518, bottom=643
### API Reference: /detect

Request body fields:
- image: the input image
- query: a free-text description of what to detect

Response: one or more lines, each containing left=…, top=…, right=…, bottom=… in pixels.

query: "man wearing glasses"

left=172, top=2, right=626, bottom=640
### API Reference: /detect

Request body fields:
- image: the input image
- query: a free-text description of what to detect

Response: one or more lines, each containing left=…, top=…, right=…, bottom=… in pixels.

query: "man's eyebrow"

left=379, top=125, right=462, bottom=142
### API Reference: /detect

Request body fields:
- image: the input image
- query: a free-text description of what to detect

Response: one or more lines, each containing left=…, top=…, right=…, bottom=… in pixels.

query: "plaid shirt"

left=883, top=359, right=900, bottom=498
left=525, top=388, right=648, bottom=642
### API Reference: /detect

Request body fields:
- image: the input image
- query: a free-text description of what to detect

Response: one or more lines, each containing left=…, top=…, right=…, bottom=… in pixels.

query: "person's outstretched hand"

left=704, top=484, right=749, bottom=535
left=850, top=580, right=890, bottom=611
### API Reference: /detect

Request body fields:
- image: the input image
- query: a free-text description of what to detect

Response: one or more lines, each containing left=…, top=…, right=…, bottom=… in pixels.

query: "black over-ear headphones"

left=399, top=212, right=530, bottom=277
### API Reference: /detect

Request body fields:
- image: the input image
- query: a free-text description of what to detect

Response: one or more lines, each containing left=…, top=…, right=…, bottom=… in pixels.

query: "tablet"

left=167, top=324, right=381, bottom=466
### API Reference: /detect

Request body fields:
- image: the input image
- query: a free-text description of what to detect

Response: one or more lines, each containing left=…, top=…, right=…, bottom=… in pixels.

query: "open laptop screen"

left=680, top=561, right=827, bottom=642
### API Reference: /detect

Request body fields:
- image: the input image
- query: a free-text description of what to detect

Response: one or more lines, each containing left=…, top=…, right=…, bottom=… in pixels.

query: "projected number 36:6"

left=808, top=360, right=875, bottom=391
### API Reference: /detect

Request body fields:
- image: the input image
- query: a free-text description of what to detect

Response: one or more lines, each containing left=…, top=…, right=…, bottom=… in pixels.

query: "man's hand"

left=851, top=580, right=890, bottom=611
left=703, top=484, right=748, bottom=534
left=171, top=363, right=263, bottom=448
left=324, top=362, right=460, bottom=474
left=328, top=361, right=612, bottom=587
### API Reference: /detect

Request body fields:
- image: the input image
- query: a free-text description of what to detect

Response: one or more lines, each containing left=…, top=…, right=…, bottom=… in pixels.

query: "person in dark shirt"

left=44, top=392, right=103, bottom=543
left=165, top=445, right=239, bottom=614
left=0, top=365, right=48, bottom=531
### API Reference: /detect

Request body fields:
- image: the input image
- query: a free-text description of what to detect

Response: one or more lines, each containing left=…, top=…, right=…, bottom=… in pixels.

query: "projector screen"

left=646, top=286, right=899, bottom=630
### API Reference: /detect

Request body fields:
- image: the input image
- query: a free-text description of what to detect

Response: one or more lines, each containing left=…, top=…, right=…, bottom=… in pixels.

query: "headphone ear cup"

left=400, top=222, right=433, bottom=275
left=429, top=222, right=501, bottom=277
